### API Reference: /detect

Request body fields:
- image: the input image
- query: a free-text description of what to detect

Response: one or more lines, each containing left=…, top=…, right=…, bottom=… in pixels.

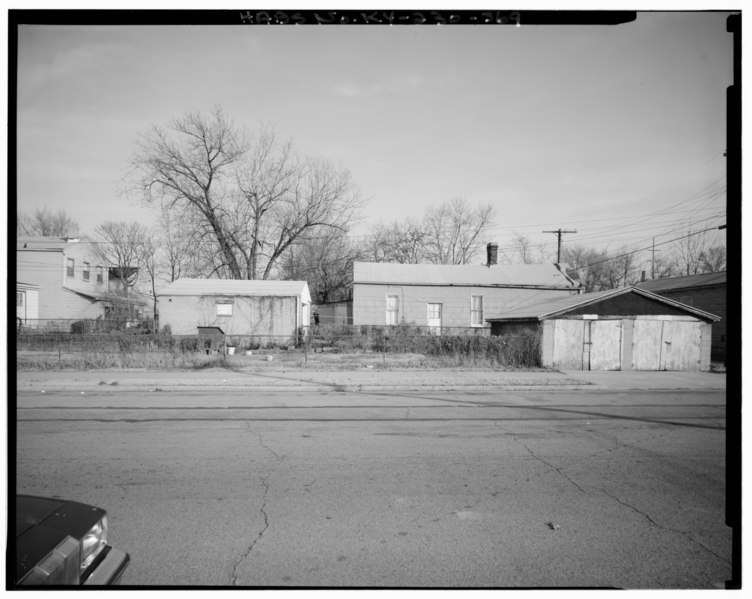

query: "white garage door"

left=631, top=319, right=702, bottom=371
left=660, top=320, right=702, bottom=370
left=589, top=320, right=623, bottom=371
left=552, top=320, right=585, bottom=369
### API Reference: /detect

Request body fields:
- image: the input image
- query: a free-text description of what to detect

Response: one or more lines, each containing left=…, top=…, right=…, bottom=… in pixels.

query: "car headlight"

left=80, top=515, right=108, bottom=574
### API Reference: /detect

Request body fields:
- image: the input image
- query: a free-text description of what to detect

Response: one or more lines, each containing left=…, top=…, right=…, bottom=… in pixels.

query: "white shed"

left=158, top=279, right=311, bottom=340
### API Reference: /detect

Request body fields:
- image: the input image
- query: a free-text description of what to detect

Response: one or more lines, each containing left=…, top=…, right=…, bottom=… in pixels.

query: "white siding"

left=160, top=294, right=300, bottom=337
left=354, top=283, right=572, bottom=327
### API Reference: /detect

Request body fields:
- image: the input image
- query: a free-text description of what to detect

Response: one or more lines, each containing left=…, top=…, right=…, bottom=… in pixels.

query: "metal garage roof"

left=485, top=286, right=721, bottom=322
left=353, top=261, right=578, bottom=289
left=160, top=278, right=311, bottom=303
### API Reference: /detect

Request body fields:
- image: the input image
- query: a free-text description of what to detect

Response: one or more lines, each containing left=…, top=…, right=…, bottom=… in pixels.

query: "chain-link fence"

left=16, top=324, right=542, bottom=369
left=16, top=318, right=153, bottom=334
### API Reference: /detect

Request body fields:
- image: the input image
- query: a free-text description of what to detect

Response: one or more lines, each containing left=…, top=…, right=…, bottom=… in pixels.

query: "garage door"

left=552, top=320, right=585, bottom=369
left=552, top=319, right=623, bottom=370
left=660, top=321, right=702, bottom=370
left=588, top=320, right=622, bottom=371
left=631, top=320, right=663, bottom=370
left=632, top=319, right=702, bottom=371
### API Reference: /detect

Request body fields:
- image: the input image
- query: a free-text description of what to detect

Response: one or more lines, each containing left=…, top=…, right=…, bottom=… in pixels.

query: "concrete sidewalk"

left=15, top=367, right=727, bottom=393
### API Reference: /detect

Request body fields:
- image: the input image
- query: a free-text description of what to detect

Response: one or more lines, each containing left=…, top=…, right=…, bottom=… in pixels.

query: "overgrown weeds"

left=15, top=327, right=541, bottom=371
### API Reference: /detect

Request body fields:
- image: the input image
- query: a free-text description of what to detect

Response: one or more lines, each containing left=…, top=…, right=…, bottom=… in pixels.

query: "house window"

left=471, top=295, right=484, bottom=326
left=96, top=266, right=104, bottom=284
left=83, top=262, right=90, bottom=281
left=217, top=302, right=233, bottom=317
left=386, top=295, right=399, bottom=325
left=66, top=258, right=75, bottom=277
left=16, top=292, right=24, bottom=307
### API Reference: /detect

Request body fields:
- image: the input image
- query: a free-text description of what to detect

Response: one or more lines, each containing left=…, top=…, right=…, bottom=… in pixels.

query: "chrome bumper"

left=83, top=546, right=130, bottom=585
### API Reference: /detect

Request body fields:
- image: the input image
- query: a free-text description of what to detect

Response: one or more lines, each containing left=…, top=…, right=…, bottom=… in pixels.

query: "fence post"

left=304, top=331, right=309, bottom=366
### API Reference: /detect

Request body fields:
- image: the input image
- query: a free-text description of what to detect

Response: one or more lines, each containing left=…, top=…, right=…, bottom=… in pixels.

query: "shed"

left=486, top=286, right=720, bottom=371
left=314, top=300, right=353, bottom=325
left=197, top=326, right=225, bottom=353
left=637, top=272, right=726, bottom=363
left=158, top=279, right=311, bottom=341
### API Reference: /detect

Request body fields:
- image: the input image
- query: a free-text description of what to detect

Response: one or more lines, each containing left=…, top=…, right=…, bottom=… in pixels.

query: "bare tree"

left=674, top=229, right=710, bottom=276
left=128, top=110, right=363, bottom=280
left=135, top=232, right=160, bottom=330
left=421, top=198, right=496, bottom=264
left=700, top=245, right=727, bottom=273
left=94, top=221, right=148, bottom=299
left=17, top=206, right=80, bottom=237
left=652, top=255, right=682, bottom=279
left=561, top=244, right=615, bottom=292
left=127, top=107, right=247, bottom=277
left=504, top=231, right=547, bottom=264
left=280, top=230, right=361, bottom=303
left=366, top=218, right=425, bottom=264
left=611, top=246, right=641, bottom=287
left=155, top=206, right=208, bottom=282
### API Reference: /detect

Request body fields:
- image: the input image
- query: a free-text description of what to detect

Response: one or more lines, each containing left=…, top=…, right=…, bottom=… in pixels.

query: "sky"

left=14, top=7, right=733, bottom=269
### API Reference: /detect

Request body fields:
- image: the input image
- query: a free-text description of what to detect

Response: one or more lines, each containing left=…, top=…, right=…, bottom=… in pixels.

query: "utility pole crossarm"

left=543, top=228, right=577, bottom=263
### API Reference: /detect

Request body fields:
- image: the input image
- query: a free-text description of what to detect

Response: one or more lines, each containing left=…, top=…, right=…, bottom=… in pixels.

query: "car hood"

left=15, top=495, right=67, bottom=538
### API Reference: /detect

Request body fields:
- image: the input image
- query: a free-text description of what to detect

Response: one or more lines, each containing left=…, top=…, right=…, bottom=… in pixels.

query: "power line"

left=576, top=225, right=725, bottom=270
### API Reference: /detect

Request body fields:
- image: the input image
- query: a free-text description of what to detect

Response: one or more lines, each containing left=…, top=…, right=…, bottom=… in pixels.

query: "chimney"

left=640, top=270, right=646, bottom=282
left=486, top=242, right=498, bottom=266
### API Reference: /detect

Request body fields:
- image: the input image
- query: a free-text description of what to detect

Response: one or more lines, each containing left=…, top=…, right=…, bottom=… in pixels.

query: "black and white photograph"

left=8, top=3, right=740, bottom=590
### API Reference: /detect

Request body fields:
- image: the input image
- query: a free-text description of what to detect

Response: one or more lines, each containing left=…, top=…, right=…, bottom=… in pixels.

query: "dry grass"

left=15, top=328, right=542, bottom=371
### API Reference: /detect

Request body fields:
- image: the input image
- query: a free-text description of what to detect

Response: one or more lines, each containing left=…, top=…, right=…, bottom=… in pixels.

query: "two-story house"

left=16, top=236, right=149, bottom=327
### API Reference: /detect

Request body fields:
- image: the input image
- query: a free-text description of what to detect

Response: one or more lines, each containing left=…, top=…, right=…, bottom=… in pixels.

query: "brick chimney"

left=486, top=242, right=498, bottom=266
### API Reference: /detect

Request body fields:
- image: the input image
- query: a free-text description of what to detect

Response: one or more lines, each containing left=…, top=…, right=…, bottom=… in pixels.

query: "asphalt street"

left=13, top=381, right=731, bottom=589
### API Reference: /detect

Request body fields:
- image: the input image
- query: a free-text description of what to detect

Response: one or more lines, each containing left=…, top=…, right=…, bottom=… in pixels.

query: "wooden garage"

left=486, top=287, right=720, bottom=371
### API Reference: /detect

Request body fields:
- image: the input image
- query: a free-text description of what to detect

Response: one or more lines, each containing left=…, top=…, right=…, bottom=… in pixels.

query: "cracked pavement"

left=230, top=430, right=284, bottom=586
left=15, top=383, right=732, bottom=588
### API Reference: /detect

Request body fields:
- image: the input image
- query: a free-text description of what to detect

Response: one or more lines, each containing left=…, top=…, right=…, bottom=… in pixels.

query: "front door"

left=427, top=303, right=442, bottom=334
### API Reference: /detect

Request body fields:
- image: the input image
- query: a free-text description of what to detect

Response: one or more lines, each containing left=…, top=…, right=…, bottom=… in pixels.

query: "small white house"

left=158, top=279, right=311, bottom=340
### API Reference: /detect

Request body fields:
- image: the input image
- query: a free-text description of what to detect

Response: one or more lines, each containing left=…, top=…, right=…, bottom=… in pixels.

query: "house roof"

left=636, top=271, right=727, bottom=292
left=17, top=237, right=83, bottom=251
left=485, top=286, right=721, bottom=323
left=159, top=278, right=312, bottom=303
left=64, top=287, right=151, bottom=305
left=353, top=261, right=579, bottom=289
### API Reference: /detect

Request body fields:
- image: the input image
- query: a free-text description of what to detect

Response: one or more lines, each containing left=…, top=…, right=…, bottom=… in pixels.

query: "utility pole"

left=650, top=237, right=660, bottom=279
left=543, top=228, right=577, bottom=263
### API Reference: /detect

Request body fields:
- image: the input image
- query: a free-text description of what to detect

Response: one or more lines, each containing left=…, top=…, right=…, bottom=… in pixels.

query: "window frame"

left=386, top=294, right=400, bottom=325
left=83, top=262, right=91, bottom=281
left=96, top=266, right=104, bottom=284
left=216, top=301, right=233, bottom=317
left=66, top=258, right=75, bottom=278
left=471, top=294, right=484, bottom=327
